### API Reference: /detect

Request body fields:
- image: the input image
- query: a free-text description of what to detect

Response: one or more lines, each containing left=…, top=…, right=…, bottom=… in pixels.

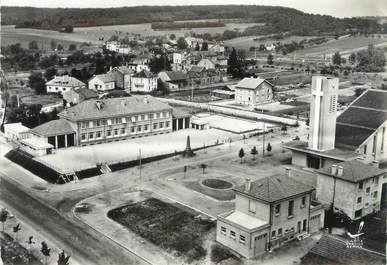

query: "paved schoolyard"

left=35, top=129, right=235, bottom=172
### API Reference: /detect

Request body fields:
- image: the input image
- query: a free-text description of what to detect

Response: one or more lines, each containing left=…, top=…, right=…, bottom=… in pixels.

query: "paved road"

left=0, top=175, right=149, bottom=265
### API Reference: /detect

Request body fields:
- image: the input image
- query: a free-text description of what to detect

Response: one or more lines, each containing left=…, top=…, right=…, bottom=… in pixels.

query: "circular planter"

left=198, top=178, right=235, bottom=201
left=201, top=178, right=233, bottom=190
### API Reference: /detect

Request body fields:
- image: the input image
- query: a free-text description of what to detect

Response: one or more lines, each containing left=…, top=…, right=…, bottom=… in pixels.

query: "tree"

left=332, top=52, right=341, bottom=65
left=250, top=146, right=258, bottom=160
left=177, top=37, right=188, bottom=50
left=0, top=208, right=8, bottom=231
left=281, top=124, right=287, bottom=134
left=57, top=250, right=70, bottom=265
left=44, top=67, right=57, bottom=81
left=266, top=143, right=272, bottom=153
left=195, top=42, right=200, bottom=51
left=50, top=40, right=57, bottom=51
left=238, top=148, right=245, bottom=163
left=259, top=44, right=266, bottom=51
left=41, top=242, right=51, bottom=265
left=227, top=47, right=243, bottom=78
left=26, top=236, right=35, bottom=253
left=201, top=41, right=208, bottom=51
left=13, top=223, right=21, bottom=241
left=68, top=44, right=77, bottom=51
left=267, top=54, right=274, bottom=65
left=156, top=79, right=169, bottom=96
left=355, top=44, right=386, bottom=72
left=200, top=163, right=208, bottom=174
left=63, top=25, right=74, bottom=33
left=29, top=40, right=39, bottom=50
left=57, top=44, right=64, bottom=51
left=29, top=72, right=46, bottom=94
left=149, top=55, right=171, bottom=73
left=169, top=34, right=176, bottom=40
left=349, top=53, right=356, bottom=64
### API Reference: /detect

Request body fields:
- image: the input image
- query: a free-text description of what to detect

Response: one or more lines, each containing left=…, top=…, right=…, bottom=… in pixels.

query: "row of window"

left=273, top=197, right=306, bottom=218
left=357, top=191, right=378, bottom=204
left=271, top=219, right=307, bottom=239
left=81, top=112, right=170, bottom=128
left=80, top=122, right=170, bottom=141
left=358, top=177, right=379, bottom=190
left=220, top=227, right=246, bottom=245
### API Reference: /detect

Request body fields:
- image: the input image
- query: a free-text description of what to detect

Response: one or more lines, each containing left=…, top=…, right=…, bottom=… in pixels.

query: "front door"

left=254, top=233, right=267, bottom=256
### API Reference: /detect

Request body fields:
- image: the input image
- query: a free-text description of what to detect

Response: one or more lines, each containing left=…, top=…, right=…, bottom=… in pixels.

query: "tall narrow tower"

left=308, top=76, right=339, bottom=151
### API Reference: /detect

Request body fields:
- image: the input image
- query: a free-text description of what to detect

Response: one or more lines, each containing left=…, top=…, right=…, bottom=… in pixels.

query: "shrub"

left=210, top=244, right=237, bottom=263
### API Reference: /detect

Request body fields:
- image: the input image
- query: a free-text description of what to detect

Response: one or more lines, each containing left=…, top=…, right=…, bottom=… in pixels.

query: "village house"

left=127, top=63, right=150, bottom=73
left=109, top=66, right=135, bottom=90
left=197, top=58, right=216, bottom=70
left=315, top=161, right=385, bottom=220
left=216, top=174, right=324, bottom=259
left=63, top=87, right=98, bottom=106
left=88, top=73, right=116, bottom=92
left=130, top=70, right=158, bottom=93
left=105, top=41, right=131, bottom=54
left=158, top=71, right=188, bottom=90
left=234, top=77, right=274, bottom=107
left=46, top=75, right=86, bottom=94
left=188, top=66, right=222, bottom=86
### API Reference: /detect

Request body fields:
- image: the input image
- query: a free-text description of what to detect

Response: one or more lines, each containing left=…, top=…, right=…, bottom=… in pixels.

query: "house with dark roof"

left=46, top=75, right=86, bottom=94
left=216, top=173, right=324, bottom=259
left=301, top=234, right=385, bottom=265
left=187, top=66, right=223, bottom=86
left=130, top=70, right=157, bottom=93
left=315, top=161, right=385, bottom=220
left=109, top=66, right=135, bottom=90
left=234, top=77, right=274, bottom=107
left=158, top=71, right=188, bottom=89
left=63, top=87, right=98, bottom=106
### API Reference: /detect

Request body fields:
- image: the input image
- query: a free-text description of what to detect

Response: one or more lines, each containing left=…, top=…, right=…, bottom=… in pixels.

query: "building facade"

left=216, top=174, right=324, bottom=259
left=130, top=70, right=157, bottom=93
left=46, top=75, right=86, bottom=94
left=88, top=73, right=116, bottom=92
left=234, top=77, right=274, bottom=107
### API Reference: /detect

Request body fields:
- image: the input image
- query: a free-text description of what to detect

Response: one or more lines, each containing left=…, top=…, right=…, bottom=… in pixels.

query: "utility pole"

left=191, top=79, right=194, bottom=102
left=262, top=107, right=265, bottom=157
left=138, top=148, right=142, bottom=188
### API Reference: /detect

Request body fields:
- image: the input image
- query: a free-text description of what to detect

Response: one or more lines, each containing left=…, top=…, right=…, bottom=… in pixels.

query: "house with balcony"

left=216, top=174, right=324, bottom=259
left=315, top=160, right=385, bottom=220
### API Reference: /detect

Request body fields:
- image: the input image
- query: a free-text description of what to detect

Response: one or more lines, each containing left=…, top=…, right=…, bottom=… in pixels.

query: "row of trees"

left=238, top=144, right=272, bottom=163
left=1, top=208, right=70, bottom=265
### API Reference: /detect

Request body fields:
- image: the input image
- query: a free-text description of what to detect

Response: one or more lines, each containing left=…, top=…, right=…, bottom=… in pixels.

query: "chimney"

left=285, top=167, right=291, bottom=177
left=245, top=178, right=251, bottom=192
left=337, top=166, right=343, bottom=177
left=331, top=165, right=337, bottom=175
left=95, top=101, right=103, bottom=110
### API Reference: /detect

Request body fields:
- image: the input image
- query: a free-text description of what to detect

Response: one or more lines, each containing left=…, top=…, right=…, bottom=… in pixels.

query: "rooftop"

left=223, top=211, right=268, bottom=230
left=162, top=71, right=188, bottom=81
left=4, top=122, right=30, bottom=133
left=112, top=66, right=135, bottom=75
left=316, top=160, right=385, bottom=183
left=132, top=69, right=156, bottom=78
left=30, top=119, right=75, bottom=137
left=46, top=75, right=85, bottom=87
left=235, top=77, right=272, bottom=90
left=234, top=174, right=314, bottom=203
left=59, top=96, right=172, bottom=121
left=73, top=88, right=98, bottom=100
left=91, top=72, right=116, bottom=83
left=335, top=89, right=387, bottom=149
left=301, top=234, right=385, bottom=265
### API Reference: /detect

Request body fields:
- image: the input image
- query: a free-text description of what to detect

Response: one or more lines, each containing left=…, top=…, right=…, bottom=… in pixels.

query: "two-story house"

left=130, top=70, right=157, bottom=93
left=234, top=77, right=274, bottom=107
left=88, top=73, right=116, bottom=92
left=216, top=174, right=324, bottom=259
left=46, top=75, right=86, bottom=94
left=316, top=160, right=385, bottom=220
left=109, top=66, right=134, bottom=90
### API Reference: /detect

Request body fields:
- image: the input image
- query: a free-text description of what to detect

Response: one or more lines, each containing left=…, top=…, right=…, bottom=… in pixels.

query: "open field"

left=295, top=36, right=387, bottom=57
left=108, top=198, right=215, bottom=262
left=1, top=22, right=258, bottom=50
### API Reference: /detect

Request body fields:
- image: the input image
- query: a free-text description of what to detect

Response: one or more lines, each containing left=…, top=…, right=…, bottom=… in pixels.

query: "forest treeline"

left=2, top=5, right=385, bottom=36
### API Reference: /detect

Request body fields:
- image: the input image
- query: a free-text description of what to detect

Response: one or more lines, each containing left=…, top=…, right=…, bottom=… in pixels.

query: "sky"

left=2, top=0, right=386, bottom=18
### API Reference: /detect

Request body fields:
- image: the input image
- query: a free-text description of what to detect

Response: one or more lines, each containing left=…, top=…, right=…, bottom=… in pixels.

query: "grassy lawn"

left=108, top=198, right=216, bottom=263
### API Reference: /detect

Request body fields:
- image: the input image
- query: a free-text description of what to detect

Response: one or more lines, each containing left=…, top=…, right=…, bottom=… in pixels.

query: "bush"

left=210, top=244, right=237, bottom=263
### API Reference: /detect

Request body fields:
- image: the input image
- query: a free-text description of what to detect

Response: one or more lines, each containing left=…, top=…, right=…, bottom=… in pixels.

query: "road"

left=0, top=175, right=149, bottom=265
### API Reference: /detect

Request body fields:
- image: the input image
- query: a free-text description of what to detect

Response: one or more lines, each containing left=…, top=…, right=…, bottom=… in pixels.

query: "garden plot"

left=192, top=113, right=276, bottom=134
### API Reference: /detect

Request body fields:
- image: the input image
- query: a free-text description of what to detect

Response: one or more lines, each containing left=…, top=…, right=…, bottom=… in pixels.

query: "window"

left=366, top=187, right=370, bottom=195
left=220, top=226, right=226, bottom=235
left=248, top=200, right=256, bottom=213
left=301, top=196, right=306, bottom=207
left=131, top=127, right=135, bottom=133
left=96, top=131, right=102, bottom=139
left=166, top=121, right=170, bottom=128
left=81, top=133, right=86, bottom=141
left=115, top=117, right=122, bottom=124
left=372, top=135, right=377, bottom=154
left=278, top=228, right=282, bottom=237
left=107, top=119, right=112, bottom=126
left=288, top=200, right=294, bottom=217
left=355, top=209, right=362, bottom=218
left=357, top=197, right=362, bottom=204
left=137, top=125, right=142, bottom=132
left=149, top=113, right=154, bottom=119
left=144, top=125, right=148, bottom=131
left=88, top=132, right=94, bottom=139
left=159, top=122, right=164, bottom=129
left=121, top=129, right=126, bottom=135
left=382, top=127, right=385, bottom=152
left=107, top=130, right=112, bottom=137
left=275, top=204, right=281, bottom=215
left=94, top=120, right=100, bottom=127
left=239, top=235, right=246, bottom=244
left=153, top=123, right=158, bottom=130
left=303, top=219, right=307, bottom=232
left=271, top=230, right=276, bottom=238
left=374, top=177, right=379, bottom=185
left=358, top=182, right=363, bottom=190
left=363, top=145, right=367, bottom=154
left=157, top=113, right=161, bottom=119
left=141, top=115, right=145, bottom=121
left=373, top=191, right=378, bottom=198
left=230, top=231, right=236, bottom=239
left=114, top=129, right=118, bottom=136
